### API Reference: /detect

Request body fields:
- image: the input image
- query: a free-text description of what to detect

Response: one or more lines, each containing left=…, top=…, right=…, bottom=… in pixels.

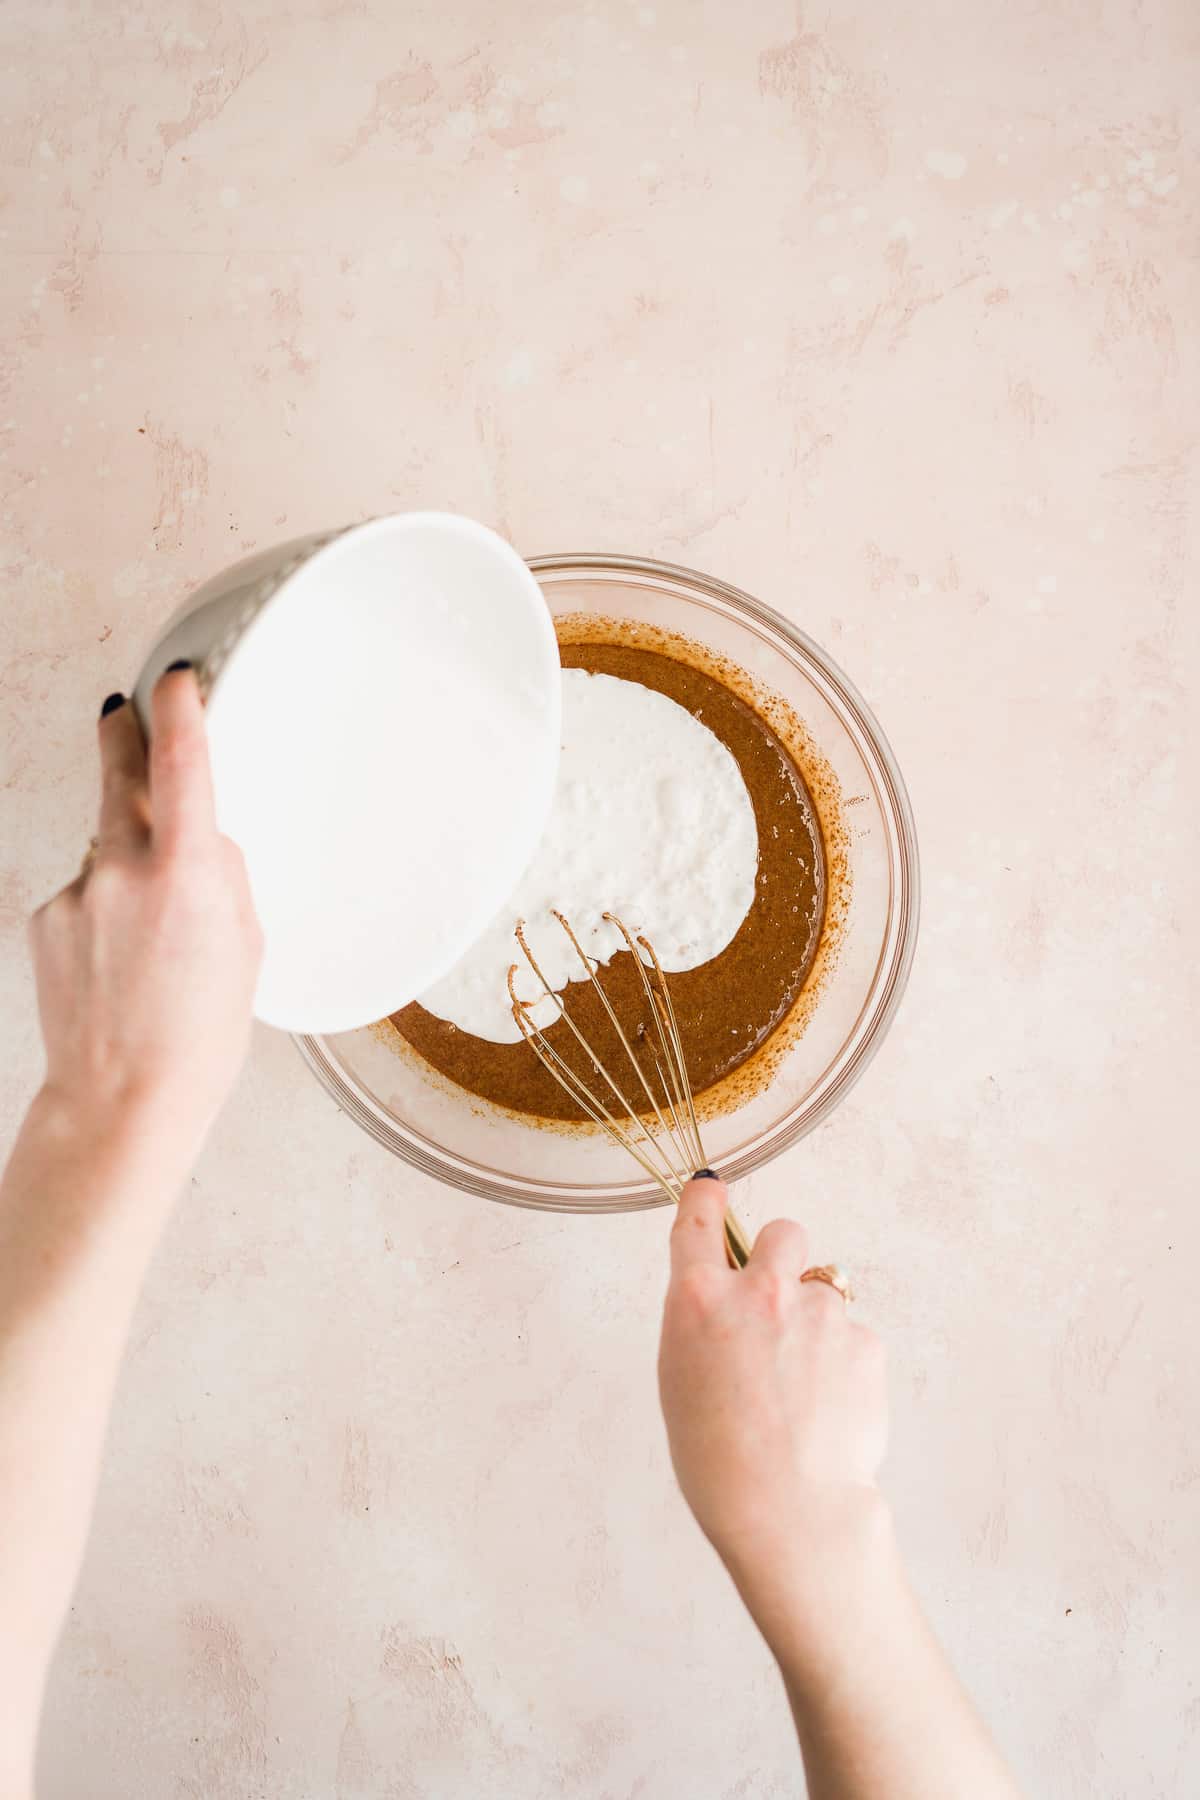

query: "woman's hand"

left=659, top=1177, right=1021, bottom=1800
left=0, top=669, right=263, bottom=1792
left=29, top=668, right=263, bottom=1159
left=658, top=1173, right=889, bottom=1627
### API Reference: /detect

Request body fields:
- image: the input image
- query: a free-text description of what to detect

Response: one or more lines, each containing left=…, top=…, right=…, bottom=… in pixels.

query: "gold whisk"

left=507, top=912, right=751, bottom=1269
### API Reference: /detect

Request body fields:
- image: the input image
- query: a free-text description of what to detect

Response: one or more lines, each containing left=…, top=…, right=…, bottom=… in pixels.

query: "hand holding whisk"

left=508, top=911, right=752, bottom=1268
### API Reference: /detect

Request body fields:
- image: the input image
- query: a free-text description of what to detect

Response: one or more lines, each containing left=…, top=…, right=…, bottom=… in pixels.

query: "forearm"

left=0, top=1088, right=188, bottom=1776
left=727, top=1492, right=1020, bottom=1800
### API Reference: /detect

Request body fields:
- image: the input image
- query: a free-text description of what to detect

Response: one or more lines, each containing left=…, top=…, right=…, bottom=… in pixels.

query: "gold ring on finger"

left=799, top=1263, right=854, bottom=1305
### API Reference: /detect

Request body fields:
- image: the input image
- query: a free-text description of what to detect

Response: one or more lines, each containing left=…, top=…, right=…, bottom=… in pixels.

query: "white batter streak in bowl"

left=419, top=668, right=760, bottom=1043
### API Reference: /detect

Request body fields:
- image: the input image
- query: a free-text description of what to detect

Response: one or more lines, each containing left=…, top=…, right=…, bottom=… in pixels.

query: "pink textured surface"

left=2, top=4, right=1198, bottom=1796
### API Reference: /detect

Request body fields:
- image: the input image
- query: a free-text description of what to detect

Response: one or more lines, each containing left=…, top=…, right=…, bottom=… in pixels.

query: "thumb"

left=670, top=1171, right=731, bottom=1276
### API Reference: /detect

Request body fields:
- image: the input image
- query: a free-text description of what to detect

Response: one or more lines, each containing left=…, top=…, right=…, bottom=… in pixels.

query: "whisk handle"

left=723, top=1209, right=751, bottom=1270
left=692, top=1168, right=751, bottom=1268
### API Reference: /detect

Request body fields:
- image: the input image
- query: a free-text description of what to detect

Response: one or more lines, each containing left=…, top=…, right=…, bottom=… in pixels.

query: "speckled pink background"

left=2, top=4, right=1198, bottom=1796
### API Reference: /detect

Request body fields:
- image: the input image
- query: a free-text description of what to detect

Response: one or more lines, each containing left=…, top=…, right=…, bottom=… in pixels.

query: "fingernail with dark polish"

left=692, top=1168, right=720, bottom=1181
left=100, top=692, right=126, bottom=718
left=165, top=658, right=193, bottom=673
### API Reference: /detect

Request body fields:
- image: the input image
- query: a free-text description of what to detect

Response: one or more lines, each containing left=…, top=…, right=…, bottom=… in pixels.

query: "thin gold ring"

left=78, top=835, right=100, bottom=881
left=800, top=1264, right=854, bottom=1304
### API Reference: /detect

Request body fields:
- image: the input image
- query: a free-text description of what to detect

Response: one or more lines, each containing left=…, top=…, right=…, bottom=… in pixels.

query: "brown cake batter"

left=390, top=636, right=827, bottom=1124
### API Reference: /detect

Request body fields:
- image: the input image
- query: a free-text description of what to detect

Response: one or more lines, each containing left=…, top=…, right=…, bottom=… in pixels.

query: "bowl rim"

left=294, top=550, right=920, bottom=1211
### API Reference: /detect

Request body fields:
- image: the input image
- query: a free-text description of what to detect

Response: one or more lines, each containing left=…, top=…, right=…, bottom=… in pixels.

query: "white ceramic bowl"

left=134, top=513, right=561, bottom=1034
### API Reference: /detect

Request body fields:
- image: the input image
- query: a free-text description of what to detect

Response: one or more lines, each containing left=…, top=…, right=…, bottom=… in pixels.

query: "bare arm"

left=658, top=1174, right=1021, bottom=1800
left=0, top=671, right=261, bottom=1796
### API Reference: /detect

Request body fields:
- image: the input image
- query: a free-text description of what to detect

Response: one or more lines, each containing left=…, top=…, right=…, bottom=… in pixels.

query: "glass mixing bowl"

left=294, top=553, right=919, bottom=1212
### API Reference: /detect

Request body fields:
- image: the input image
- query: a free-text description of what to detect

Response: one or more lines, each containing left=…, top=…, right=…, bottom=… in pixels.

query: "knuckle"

left=673, top=1264, right=721, bottom=1315
left=153, top=837, right=189, bottom=878
left=670, top=1210, right=712, bottom=1255
left=749, top=1219, right=807, bottom=1269
left=770, top=1219, right=806, bottom=1247
left=153, top=725, right=198, bottom=772
left=804, top=1292, right=840, bottom=1333
left=751, top=1267, right=791, bottom=1320
left=80, top=861, right=129, bottom=919
left=154, top=852, right=207, bottom=912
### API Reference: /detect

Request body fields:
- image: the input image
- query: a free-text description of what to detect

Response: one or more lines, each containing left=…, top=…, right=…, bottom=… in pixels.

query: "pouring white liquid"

left=419, top=667, right=759, bottom=1043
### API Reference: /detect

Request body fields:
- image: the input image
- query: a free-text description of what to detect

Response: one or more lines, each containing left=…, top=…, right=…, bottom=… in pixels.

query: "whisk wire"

left=601, top=914, right=699, bottom=1175
left=511, top=926, right=647, bottom=1133
left=510, top=913, right=750, bottom=1265
left=515, top=1017, right=683, bottom=1198
left=643, top=940, right=706, bottom=1168
left=508, top=935, right=688, bottom=1193
left=550, top=913, right=693, bottom=1177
